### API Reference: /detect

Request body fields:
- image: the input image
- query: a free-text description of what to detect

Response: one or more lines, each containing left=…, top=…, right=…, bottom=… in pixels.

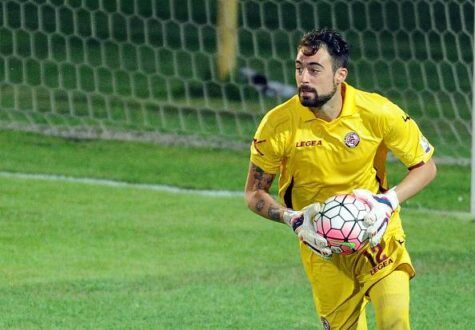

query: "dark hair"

left=298, top=28, right=349, bottom=70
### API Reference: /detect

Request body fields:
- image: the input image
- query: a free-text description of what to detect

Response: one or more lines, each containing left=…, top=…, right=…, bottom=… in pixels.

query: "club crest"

left=344, top=132, right=360, bottom=148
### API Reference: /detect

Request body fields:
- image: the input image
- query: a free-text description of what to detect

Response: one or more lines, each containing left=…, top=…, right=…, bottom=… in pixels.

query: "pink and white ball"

left=314, top=194, right=370, bottom=255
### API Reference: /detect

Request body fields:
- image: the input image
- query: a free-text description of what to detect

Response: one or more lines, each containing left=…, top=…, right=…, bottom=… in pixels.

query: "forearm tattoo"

left=267, top=206, right=282, bottom=221
left=248, top=164, right=282, bottom=222
left=251, top=164, right=274, bottom=192
left=255, top=199, right=265, bottom=212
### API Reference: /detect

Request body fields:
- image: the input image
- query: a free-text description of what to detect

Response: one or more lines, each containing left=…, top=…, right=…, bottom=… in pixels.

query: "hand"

left=353, top=189, right=399, bottom=247
left=283, top=203, right=332, bottom=259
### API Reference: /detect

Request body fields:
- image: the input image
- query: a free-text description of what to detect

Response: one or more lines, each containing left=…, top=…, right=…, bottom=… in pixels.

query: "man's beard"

left=298, top=84, right=337, bottom=108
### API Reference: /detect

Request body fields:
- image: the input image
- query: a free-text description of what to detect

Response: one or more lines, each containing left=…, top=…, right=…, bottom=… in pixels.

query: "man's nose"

left=299, top=67, right=310, bottom=82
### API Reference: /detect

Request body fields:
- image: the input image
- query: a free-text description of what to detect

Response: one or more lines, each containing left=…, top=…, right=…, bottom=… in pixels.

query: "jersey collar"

left=340, top=82, right=357, bottom=117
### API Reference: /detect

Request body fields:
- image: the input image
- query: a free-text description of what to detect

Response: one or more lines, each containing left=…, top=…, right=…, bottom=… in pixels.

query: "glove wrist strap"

left=385, top=188, right=399, bottom=210
left=283, top=209, right=296, bottom=227
left=283, top=209, right=305, bottom=232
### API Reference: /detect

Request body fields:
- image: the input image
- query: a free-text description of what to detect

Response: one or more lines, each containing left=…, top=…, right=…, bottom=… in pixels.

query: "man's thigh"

left=301, top=245, right=368, bottom=329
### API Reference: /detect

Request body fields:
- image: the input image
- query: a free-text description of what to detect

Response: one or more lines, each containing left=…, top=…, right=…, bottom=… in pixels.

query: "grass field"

left=0, top=129, right=474, bottom=328
left=0, top=130, right=470, bottom=212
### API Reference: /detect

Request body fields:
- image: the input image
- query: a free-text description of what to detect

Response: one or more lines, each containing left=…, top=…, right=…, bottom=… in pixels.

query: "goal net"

left=0, top=0, right=472, bottom=162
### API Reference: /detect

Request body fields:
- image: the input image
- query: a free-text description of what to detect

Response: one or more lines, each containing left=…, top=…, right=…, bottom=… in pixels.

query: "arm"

left=244, top=162, right=286, bottom=223
left=355, top=103, right=437, bottom=246
left=354, top=158, right=437, bottom=246
left=394, top=158, right=437, bottom=203
left=245, top=161, right=332, bottom=258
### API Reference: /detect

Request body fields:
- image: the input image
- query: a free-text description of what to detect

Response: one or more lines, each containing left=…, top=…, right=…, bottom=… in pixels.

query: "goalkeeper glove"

left=283, top=203, right=332, bottom=259
left=353, top=188, right=399, bottom=247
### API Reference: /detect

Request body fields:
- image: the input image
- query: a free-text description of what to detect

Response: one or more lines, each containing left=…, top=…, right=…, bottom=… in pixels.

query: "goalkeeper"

left=245, top=28, right=436, bottom=329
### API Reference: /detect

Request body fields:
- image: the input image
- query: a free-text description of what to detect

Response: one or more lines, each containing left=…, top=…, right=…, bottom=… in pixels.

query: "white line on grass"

left=0, top=171, right=243, bottom=198
left=0, top=171, right=471, bottom=219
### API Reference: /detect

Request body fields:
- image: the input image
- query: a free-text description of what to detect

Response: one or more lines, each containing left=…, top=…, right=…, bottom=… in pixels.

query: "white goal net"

left=0, top=0, right=472, bottom=162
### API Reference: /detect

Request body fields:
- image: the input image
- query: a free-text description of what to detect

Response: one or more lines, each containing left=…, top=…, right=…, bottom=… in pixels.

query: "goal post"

left=471, top=22, right=475, bottom=214
left=217, top=0, right=238, bottom=80
left=0, top=0, right=472, bottom=161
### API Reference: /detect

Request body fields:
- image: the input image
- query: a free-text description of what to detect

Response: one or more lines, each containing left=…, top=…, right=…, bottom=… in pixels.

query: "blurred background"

left=0, top=0, right=472, bottom=161
left=0, top=1, right=473, bottom=328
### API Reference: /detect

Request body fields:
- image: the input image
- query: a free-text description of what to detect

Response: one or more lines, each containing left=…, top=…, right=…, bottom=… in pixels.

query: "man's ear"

left=335, top=67, right=348, bottom=85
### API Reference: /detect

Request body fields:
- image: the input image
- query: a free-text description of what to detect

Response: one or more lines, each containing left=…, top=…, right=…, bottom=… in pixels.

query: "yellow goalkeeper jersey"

left=250, top=82, right=434, bottom=213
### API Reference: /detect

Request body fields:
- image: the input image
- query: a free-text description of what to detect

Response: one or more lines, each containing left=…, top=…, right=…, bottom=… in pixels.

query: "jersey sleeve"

left=250, top=112, right=290, bottom=174
left=381, top=102, right=434, bottom=168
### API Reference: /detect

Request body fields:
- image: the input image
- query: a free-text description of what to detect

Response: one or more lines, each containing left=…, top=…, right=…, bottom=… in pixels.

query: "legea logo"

left=296, top=140, right=322, bottom=147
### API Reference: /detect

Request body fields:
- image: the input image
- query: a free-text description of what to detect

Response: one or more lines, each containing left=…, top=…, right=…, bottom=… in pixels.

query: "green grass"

left=0, top=2, right=472, bottom=326
left=0, top=170, right=473, bottom=328
left=0, top=176, right=310, bottom=328
left=0, top=129, right=249, bottom=191
left=0, top=129, right=470, bottom=212
left=0, top=129, right=473, bottom=328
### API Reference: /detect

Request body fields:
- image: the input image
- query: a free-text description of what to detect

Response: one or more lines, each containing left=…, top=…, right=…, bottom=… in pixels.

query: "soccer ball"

left=314, top=194, right=370, bottom=255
